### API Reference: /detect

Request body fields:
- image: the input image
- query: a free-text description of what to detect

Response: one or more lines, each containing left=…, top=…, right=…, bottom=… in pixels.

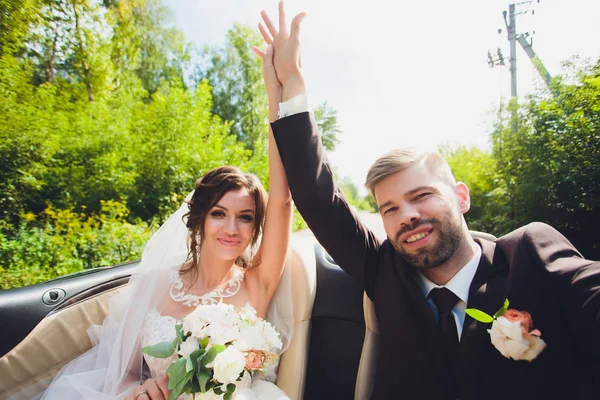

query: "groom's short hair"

left=365, top=149, right=456, bottom=199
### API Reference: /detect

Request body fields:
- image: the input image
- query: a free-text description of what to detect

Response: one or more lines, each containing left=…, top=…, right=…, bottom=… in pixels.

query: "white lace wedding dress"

left=141, top=269, right=290, bottom=400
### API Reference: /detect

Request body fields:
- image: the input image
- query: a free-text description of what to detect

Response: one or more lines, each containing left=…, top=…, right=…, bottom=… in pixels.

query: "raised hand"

left=252, top=44, right=282, bottom=110
left=258, top=0, right=306, bottom=101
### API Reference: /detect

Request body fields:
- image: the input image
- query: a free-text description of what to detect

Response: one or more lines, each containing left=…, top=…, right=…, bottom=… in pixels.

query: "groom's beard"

left=392, top=216, right=463, bottom=270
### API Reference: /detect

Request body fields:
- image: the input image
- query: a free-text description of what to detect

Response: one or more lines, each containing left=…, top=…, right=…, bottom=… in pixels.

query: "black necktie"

left=430, top=287, right=460, bottom=397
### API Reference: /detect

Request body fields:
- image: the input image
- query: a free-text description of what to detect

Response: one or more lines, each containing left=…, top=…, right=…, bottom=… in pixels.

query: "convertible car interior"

left=0, top=219, right=496, bottom=400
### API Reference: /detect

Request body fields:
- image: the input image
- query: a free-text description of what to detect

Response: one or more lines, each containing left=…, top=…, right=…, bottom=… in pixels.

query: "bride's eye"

left=210, top=210, right=226, bottom=218
left=239, top=214, right=254, bottom=222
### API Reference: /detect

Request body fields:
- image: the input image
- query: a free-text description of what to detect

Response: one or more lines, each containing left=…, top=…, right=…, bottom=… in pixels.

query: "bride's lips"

left=217, top=237, right=241, bottom=247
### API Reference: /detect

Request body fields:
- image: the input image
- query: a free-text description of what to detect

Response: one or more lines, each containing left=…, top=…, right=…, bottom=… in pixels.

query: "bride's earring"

left=195, top=231, right=202, bottom=258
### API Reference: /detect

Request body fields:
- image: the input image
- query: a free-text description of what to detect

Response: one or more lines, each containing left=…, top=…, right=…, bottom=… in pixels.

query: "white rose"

left=235, top=324, right=267, bottom=351
left=261, top=321, right=283, bottom=352
left=521, top=333, right=547, bottom=362
left=488, top=316, right=546, bottom=361
left=178, top=336, right=200, bottom=358
left=211, top=346, right=246, bottom=384
left=198, top=304, right=227, bottom=323
left=182, top=315, right=208, bottom=338
left=207, top=320, right=240, bottom=346
left=239, top=303, right=258, bottom=322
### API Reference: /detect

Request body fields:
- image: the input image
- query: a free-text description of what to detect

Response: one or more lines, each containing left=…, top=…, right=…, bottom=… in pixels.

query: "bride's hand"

left=258, top=1, right=305, bottom=86
left=125, top=376, right=169, bottom=400
left=252, top=43, right=282, bottom=104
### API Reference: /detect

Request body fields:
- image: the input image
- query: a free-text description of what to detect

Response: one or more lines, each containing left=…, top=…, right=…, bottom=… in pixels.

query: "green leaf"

left=201, top=337, right=210, bottom=349
left=201, top=345, right=226, bottom=368
left=166, top=358, right=188, bottom=390
left=176, top=324, right=185, bottom=342
left=168, top=370, right=193, bottom=400
left=493, top=298, right=510, bottom=319
left=213, top=386, right=224, bottom=395
left=465, top=308, right=494, bottom=324
left=141, top=341, right=175, bottom=358
left=189, top=348, right=205, bottom=368
left=189, top=374, right=201, bottom=393
left=186, top=356, right=194, bottom=373
left=224, top=393, right=232, bottom=400
left=197, top=368, right=211, bottom=392
left=171, top=325, right=185, bottom=349
left=190, top=348, right=205, bottom=359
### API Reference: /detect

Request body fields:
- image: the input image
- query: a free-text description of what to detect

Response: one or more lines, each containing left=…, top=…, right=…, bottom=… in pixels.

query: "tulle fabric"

left=33, top=193, right=294, bottom=400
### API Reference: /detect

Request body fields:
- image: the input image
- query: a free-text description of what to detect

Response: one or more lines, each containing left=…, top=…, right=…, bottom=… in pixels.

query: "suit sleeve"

left=271, top=112, right=381, bottom=294
left=524, top=222, right=600, bottom=391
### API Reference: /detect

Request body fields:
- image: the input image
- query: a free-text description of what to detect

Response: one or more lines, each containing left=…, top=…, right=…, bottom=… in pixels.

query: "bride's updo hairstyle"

left=181, top=166, right=267, bottom=283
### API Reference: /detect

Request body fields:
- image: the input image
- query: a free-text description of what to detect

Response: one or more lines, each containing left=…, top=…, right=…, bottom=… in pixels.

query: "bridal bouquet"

left=142, top=303, right=283, bottom=400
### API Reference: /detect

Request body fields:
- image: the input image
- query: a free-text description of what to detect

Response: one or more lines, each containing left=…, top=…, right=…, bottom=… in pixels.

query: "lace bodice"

left=169, top=268, right=245, bottom=307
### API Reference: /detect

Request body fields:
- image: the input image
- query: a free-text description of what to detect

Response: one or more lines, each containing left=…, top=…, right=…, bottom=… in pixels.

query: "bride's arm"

left=247, top=44, right=293, bottom=310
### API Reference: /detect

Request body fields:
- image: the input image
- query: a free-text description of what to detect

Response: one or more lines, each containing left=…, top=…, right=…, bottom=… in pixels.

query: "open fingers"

left=278, top=0, right=288, bottom=35
left=252, top=45, right=267, bottom=60
left=258, top=22, right=273, bottom=44
left=260, top=10, right=278, bottom=38
left=290, top=12, right=306, bottom=40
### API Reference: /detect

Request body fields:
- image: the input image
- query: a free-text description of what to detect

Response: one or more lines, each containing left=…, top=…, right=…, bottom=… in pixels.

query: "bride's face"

left=201, top=188, right=257, bottom=261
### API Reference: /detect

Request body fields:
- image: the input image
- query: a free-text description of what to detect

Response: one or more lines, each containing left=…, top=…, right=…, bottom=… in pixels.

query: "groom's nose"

left=399, top=203, right=421, bottom=228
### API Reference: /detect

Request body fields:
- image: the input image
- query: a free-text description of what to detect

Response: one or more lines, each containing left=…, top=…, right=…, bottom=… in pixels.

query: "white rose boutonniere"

left=466, top=299, right=546, bottom=362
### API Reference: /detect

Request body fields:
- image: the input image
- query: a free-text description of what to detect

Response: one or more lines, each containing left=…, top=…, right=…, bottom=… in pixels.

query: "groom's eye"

left=414, top=192, right=432, bottom=201
left=383, top=207, right=398, bottom=216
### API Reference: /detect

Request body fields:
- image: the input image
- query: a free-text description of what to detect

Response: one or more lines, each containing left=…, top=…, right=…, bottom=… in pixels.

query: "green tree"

left=196, top=24, right=266, bottom=150
left=0, top=0, right=43, bottom=57
left=106, top=0, right=189, bottom=95
left=338, top=176, right=376, bottom=212
left=441, top=145, right=507, bottom=234
left=488, top=58, right=600, bottom=257
left=314, top=101, right=341, bottom=151
left=197, top=24, right=342, bottom=156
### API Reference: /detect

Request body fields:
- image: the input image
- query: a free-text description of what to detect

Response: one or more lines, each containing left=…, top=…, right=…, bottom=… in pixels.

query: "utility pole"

left=504, top=3, right=519, bottom=133
left=505, top=4, right=518, bottom=100
left=516, top=33, right=552, bottom=88
left=488, top=1, right=551, bottom=133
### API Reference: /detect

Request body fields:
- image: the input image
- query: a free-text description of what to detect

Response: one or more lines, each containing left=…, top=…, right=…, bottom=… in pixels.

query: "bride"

left=39, top=18, right=297, bottom=400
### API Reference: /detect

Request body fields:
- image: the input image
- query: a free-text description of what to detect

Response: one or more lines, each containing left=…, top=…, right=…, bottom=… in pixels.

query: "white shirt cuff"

left=278, top=95, right=311, bottom=119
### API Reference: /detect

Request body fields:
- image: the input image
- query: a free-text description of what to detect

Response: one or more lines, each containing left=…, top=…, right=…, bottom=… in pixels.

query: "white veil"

left=37, top=193, right=294, bottom=399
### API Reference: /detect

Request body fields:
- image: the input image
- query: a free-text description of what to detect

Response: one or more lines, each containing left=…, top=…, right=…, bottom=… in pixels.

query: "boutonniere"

left=466, top=299, right=546, bottom=361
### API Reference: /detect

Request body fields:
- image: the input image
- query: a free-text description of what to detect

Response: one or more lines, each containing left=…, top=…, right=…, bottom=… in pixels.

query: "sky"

left=169, top=0, right=600, bottom=193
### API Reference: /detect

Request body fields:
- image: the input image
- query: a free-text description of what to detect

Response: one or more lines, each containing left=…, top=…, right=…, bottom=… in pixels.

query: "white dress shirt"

left=416, top=245, right=482, bottom=340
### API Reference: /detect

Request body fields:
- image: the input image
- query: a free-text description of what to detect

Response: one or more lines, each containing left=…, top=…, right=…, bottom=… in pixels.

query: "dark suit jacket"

left=272, top=112, right=600, bottom=400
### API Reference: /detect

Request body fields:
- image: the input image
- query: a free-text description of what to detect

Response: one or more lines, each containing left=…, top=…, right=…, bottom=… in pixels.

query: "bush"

left=0, top=201, right=153, bottom=289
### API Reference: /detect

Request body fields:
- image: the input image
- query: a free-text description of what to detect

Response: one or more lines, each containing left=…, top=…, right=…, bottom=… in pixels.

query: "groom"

left=259, top=2, right=600, bottom=400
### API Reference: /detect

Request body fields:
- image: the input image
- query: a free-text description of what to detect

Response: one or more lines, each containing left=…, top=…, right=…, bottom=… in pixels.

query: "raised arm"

left=258, top=1, right=382, bottom=293
left=246, top=42, right=293, bottom=316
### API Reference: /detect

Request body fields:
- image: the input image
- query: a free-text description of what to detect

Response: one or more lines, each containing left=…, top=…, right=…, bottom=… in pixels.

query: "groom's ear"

left=455, top=182, right=470, bottom=214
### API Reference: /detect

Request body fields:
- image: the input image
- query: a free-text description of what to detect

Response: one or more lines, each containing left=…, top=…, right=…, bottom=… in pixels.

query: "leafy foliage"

left=0, top=0, right=343, bottom=289
left=0, top=200, right=152, bottom=289
left=444, top=57, right=600, bottom=259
